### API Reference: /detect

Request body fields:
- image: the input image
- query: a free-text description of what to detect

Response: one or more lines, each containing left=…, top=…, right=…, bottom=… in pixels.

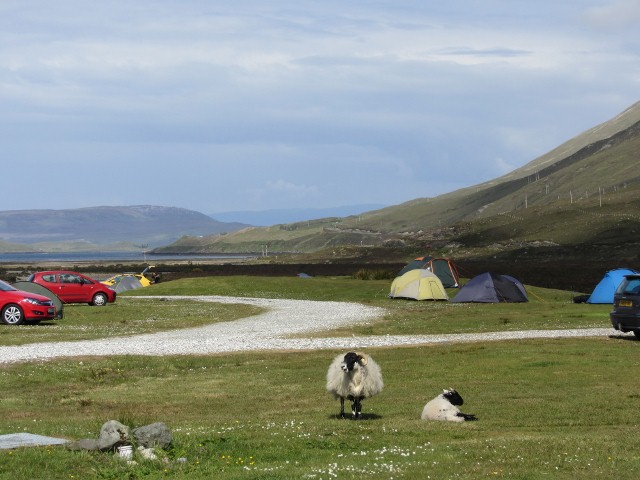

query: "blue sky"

left=1, top=1, right=638, bottom=216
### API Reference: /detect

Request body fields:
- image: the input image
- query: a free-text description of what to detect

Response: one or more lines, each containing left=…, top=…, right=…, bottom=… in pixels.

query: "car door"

left=37, top=274, right=71, bottom=303
left=57, top=273, right=87, bottom=303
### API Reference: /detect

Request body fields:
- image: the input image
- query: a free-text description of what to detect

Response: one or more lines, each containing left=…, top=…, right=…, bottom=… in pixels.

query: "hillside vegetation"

left=154, top=101, right=640, bottom=262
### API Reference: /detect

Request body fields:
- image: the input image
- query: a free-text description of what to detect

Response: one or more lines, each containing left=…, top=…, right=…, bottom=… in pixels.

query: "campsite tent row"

left=390, top=256, right=527, bottom=303
left=391, top=259, right=638, bottom=304
left=390, top=271, right=529, bottom=303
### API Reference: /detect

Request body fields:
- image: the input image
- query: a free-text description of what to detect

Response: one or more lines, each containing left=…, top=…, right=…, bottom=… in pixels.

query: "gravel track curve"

left=0, top=295, right=628, bottom=365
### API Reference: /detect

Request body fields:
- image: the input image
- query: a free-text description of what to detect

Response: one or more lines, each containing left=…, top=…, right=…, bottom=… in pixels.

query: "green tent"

left=13, top=281, right=64, bottom=319
left=397, top=256, right=460, bottom=288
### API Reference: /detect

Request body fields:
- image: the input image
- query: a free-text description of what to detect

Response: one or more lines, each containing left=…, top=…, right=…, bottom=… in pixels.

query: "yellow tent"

left=389, top=269, right=449, bottom=301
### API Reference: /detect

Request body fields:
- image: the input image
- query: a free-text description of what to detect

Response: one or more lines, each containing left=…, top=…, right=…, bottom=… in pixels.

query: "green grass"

left=2, top=342, right=640, bottom=479
left=0, top=276, right=636, bottom=479
left=0, top=298, right=262, bottom=346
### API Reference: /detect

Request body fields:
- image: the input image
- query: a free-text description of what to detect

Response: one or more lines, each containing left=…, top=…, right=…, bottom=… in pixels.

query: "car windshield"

left=617, top=278, right=640, bottom=294
left=0, top=280, right=18, bottom=292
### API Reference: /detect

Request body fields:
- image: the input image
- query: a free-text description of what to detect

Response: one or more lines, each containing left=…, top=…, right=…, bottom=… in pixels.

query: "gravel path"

left=0, top=295, right=628, bottom=364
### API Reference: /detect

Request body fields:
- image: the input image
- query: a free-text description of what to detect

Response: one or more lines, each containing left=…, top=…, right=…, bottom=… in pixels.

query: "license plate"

left=48, top=308, right=55, bottom=314
left=619, top=300, right=633, bottom=307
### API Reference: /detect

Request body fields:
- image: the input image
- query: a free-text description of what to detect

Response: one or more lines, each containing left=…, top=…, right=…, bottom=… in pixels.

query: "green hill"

left=0, top=205, right=249, bottom=252
left=153, top=101, right=640, bottom=263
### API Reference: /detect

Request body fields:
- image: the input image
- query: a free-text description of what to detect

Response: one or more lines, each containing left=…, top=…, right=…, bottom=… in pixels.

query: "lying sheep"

left=421, top=388, right=477, bottom=422
left=326, top=351, right=384, bottom=419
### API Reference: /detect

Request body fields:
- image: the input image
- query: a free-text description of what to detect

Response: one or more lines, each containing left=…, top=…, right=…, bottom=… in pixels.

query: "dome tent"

left=586, top=268, right=638, bottom=304
left=451, top=272, right=527, bottom=303
left=12, top=281, right=64, bottom=319
left=389, top=269, right=449, bottom=301
left=397, top=256, right=460, bottom=288
left=112, top=275, right=144, bottom=293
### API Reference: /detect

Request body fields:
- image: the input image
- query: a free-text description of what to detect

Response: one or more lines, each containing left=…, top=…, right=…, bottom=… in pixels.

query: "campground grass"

left=128, top=276, right=610, bottom=336
left=0, top=299, right=262, bottom=346
left=1, top=275, right=637, bottom=479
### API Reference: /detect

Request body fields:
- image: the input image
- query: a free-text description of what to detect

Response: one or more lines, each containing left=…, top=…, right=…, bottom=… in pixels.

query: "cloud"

left=245, top=179, right=320, bottom=206
left=0, top=1, right=637, bottom=214
left=437, top=47, right=532, bottom=58
left=265, top=179, right=319, bottom=196
left=583, top=0, right=640, bottom=30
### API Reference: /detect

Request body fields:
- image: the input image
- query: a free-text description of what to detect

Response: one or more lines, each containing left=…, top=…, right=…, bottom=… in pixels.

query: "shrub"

left=352, top=269, right=395, bottom=280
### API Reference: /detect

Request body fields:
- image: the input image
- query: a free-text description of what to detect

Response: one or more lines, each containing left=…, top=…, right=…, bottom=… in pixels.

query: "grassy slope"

left=154, top=103, right=640, bottom=258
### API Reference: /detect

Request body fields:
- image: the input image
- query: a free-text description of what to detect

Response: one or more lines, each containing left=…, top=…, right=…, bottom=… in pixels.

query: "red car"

left=0, top=279, right=57, bottom=325
left=27, top=271, right=117, bottom=306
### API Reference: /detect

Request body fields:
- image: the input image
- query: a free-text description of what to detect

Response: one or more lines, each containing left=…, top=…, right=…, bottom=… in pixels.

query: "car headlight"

left=24, top=297, right=52, bottom=306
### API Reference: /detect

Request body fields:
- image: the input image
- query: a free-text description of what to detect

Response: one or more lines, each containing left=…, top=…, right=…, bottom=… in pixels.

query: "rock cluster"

left=66, top=420, right=172, bottom=454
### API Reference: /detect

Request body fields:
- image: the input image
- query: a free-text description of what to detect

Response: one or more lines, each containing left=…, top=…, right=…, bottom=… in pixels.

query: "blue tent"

left=451, top=272, right=528, bottom=303
left=586, top=268, right=638, bottom=304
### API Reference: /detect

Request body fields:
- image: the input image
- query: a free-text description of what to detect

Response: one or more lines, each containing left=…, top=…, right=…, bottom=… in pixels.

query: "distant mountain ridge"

left=0, top=205, right=249, bottom=250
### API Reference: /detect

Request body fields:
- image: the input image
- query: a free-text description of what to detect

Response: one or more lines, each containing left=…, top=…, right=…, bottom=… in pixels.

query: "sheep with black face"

left=326, top=351, right=384, bottom=419
left=421, top=388, right=477, bottom=422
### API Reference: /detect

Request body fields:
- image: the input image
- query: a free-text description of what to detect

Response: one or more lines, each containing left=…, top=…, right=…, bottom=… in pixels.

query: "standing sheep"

left=421, top=388, right=477, bottom=422
left=326, top=351, right=384, bottom=419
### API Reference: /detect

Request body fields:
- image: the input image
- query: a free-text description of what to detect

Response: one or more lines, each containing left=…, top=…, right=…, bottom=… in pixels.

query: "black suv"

left=611, top=274, right=640, bottom=338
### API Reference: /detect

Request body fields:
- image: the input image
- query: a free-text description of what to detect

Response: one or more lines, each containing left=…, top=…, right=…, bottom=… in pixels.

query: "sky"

left=1, top=1, right=639, bottom=216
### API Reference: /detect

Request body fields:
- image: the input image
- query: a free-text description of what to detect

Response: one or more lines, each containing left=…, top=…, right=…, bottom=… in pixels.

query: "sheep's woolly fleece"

left=0, top=295, right=628, bottom=364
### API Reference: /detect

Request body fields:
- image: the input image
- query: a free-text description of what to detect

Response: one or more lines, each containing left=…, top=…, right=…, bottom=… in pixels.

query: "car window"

left=618, top=278, right=640, bottom=294
left=42, top=274, right=57, bottom=283
left=0, top=280, right=16, bottom=292
left=60, top=274, right=82, bottom=284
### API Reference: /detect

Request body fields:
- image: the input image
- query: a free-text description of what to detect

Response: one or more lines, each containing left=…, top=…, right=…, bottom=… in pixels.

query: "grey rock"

left=133, top=422, right=172, bottom=449
left=66, top=438, right=100, bottom=451
left=97, top=420, right=130, bottom=451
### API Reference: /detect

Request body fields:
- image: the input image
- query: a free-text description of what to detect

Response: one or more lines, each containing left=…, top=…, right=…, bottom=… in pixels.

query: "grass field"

left=1, top=276, right=638, bottom=479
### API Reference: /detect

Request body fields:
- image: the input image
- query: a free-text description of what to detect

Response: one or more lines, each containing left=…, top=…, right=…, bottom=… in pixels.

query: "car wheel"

left=92, top=292, right=108, bottom=306
left=2, top=304, right=25, bottom=325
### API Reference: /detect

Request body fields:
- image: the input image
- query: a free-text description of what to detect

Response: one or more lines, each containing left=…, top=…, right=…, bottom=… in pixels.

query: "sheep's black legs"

left=352, top=397, right=363, bottom=419
left=456, top=412, right=478, bottom=421
left=340, top=397, right=363, bottom=419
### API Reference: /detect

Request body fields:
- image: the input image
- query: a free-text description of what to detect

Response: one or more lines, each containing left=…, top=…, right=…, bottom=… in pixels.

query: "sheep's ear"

left=356, top=352, right=368, bottom=366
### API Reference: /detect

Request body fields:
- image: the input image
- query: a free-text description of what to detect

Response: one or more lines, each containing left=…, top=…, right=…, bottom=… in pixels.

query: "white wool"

left=326, top=353, right=384, bottom=400
left=421, top=394, right=465, bottom=422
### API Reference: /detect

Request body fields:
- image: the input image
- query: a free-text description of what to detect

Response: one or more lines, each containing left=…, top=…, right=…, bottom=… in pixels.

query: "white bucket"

left=118, top=445, right=133, bottom=460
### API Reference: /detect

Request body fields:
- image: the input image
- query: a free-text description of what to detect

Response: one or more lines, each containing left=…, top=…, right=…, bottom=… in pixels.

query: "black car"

left=610, top=274, right=640, bottom=338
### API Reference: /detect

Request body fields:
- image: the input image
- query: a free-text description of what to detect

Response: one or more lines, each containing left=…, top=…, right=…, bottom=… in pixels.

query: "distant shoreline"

left=0, top=251, right=255, bottom=269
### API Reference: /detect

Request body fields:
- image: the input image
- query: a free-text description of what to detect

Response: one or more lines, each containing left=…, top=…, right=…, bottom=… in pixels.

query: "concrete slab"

left=0, top=432, right=69, bottom=449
